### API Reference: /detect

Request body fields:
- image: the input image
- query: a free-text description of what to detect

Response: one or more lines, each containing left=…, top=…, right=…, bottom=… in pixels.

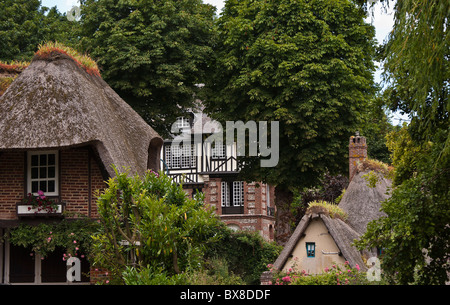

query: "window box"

left=17, top=202, right=65, bottom=217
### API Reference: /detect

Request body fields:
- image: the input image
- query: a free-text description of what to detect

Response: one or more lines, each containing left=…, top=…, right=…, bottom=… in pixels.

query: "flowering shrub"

left=23, top=190, right=59, bottom=213
left=267, top=261, right=379, bottom=285
left=7, top=218, right=100, bottom=261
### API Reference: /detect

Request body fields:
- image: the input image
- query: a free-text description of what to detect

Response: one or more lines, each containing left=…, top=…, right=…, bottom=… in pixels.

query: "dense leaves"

left=79, top=0, right=217, bottom=137
left=92, top=168, right=222, bottom=282
left=355, top=0, right=449, bottom=284
left=202, top=0, right=376, bottom=243
left=0, top=0, right=78, bottom=61
left=203, top=0, right=376, bottom=189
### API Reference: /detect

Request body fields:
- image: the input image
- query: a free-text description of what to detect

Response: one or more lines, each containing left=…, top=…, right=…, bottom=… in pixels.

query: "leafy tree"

left=355, top=0, right=449, bottom=284
left=202, top=0, right=376, bottom=244
left=79, top=0, right=217, bottom=137
left=0, top=0, right=78, bottom=61
left=91, top=168, right=222, bottom=283
left=356, top=125, right=449, bottom=284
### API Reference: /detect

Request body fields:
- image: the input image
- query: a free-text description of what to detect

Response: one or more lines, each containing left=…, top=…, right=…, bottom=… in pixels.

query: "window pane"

left=48, top=180, right=55, bottom=193
left=40, top=154, right=47, bottom=166
left=40, top=181, right=47, bottom=192
left=31, top=167, right=38, bottom=179
left=31, top=155, right=39, bottom=166
left=32, top=181, right=39, bottom=193
left=48, top=154, right=55, bottom=165
left=40, top=167, right=47, bottom=179
left=48, top=166, right=55, bottom=178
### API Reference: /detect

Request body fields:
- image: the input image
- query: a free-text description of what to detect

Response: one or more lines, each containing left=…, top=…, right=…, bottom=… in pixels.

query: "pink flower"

left=355, top=264, right=360, bottom=271
left=73, top=240, right=77, bottom=244
left=47, top=237, right=52, bottom=242
left=282, top=276, right=291, bottom=282
left=324, top=267, right=329, bottom=272
left=75, top=247, right=79, bottom=251
left=344, top=261, right=349, bottom=265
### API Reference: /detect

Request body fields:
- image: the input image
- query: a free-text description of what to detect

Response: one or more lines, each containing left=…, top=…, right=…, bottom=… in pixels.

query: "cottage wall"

left=283, top=217, right=346, bottom=274
left=0, top=152, right=25, bottom=220
left=0, top=147, right=106, bottom=220
left=202, top=177, right=275, bottom=242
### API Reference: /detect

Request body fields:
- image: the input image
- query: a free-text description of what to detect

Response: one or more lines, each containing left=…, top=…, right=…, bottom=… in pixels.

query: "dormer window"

left=175, top=117, right=191, bottom=130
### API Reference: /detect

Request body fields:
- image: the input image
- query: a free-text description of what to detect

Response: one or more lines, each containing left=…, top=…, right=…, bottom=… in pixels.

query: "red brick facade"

left=0, top=152, right=24, bottom=220
left=349, top=135, right=367, bottom=182
left=200, top=177, right=275, bottom=242
left=0, top=147, right=106, bottom=221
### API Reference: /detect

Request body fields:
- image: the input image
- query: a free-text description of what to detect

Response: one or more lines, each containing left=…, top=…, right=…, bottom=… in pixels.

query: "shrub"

left=268, top=261, right=383, bottom=285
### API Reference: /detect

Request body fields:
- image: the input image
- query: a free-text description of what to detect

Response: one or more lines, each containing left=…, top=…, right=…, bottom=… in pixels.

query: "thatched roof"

left=0, top=52, right=162, bottom=177
left=263, top=169, right=392, bottom=281
left=271, top=212, right=367, bottom=272
left=338, top=170, right=391, bottom=235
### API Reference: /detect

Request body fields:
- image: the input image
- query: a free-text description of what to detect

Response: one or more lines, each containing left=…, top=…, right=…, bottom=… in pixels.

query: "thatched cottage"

left=261, top=135, right=392, bottom=283
left=0, top=44, right=162, bottom=284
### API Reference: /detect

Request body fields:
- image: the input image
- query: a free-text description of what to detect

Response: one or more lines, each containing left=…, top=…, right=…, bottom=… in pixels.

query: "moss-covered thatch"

left=0, top=44, right=162, bottom=177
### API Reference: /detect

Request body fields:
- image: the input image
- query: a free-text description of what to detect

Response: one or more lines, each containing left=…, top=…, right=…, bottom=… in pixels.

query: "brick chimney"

left=349, top=132, right=367, bottom=182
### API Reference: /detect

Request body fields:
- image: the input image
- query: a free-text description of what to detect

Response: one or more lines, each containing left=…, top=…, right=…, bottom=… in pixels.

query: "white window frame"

left=211, top=142, right=227, bottom=159
left=232, top=181, right=244, bottom=206
left=221, top=181, right=244, bottom=207
left=27, top=150, right=59, bottom=196
left=165, top=144, right=196, bottom=169
left=221, top=181, right=230, bottom=207
left=175, top=117, right=191, bottom=130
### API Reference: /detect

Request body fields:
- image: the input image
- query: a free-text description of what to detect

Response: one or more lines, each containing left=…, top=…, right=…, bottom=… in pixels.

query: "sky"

left=40, top=0, right=405, bottom=124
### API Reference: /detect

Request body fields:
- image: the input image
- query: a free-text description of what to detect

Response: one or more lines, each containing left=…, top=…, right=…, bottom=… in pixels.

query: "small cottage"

left=261, top=135, right=392, bottom=283
left=0, top=44, right=162, bottom=284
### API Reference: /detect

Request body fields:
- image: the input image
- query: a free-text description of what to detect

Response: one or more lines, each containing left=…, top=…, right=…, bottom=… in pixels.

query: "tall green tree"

left=356, top=0, right=449, bottom=284
left=79, top=0, right=216, bottom=137
left=202, top=0, right=376, bottom=244
left=0, top=0, right=78, bottom=61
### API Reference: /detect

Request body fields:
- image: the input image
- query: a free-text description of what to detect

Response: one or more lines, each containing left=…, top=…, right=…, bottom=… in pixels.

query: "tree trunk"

left=173, top=250, right=180, bottom=274
left=274, top=186, right=294, bottom=246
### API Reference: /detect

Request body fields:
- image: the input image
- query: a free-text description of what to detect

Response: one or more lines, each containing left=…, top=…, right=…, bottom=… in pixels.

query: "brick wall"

left=0, top=152, right=24, bottom=219
left=202, top=176, right=275, bottom=242
left=349, top=136, right=367, bottom=182
left=60, top=148, right=105, bottom=218
left=0, top=147, right=106, bottom=221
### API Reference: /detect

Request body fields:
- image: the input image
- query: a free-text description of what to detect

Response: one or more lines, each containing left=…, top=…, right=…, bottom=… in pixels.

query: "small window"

left=164, top=144, right=196, bottom=169
left=27, top=151, right=58, bottom=196
left=175, top=117, right=191, bottom=130
left=211, top=142, right=226, bottom=159
left=306, top=242, right=315, bottom=258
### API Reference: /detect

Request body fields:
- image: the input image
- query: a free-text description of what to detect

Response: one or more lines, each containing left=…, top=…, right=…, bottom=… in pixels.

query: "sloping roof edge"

left=271, top=213, right=367, bottom=272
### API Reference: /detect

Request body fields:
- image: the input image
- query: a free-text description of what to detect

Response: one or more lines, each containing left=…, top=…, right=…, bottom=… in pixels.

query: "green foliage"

left=0, top=0, right=79, bottom=61
left=356, top=127, right=450, bottom=284
left=79, top=0, right=217, bottom=137
left=268, top=261, right=384, bottom=285
left=307, top=200, right=348, bottom=221
left=203, top=0, right=377, bottom=190
left=382, top=0, right=449, bottom=148
left=204, top=227, right=282, bottom=285
left=362, top=171, right=380, bottom=188
left=183, top=257, right=245, bottom=285
left=122, top=265, right=188, bottom=285
left=92, top=167, right=222, bottom=283
left=358, top=97, right=399, bottom=164
left=7, top=218, right=99, bottom=260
